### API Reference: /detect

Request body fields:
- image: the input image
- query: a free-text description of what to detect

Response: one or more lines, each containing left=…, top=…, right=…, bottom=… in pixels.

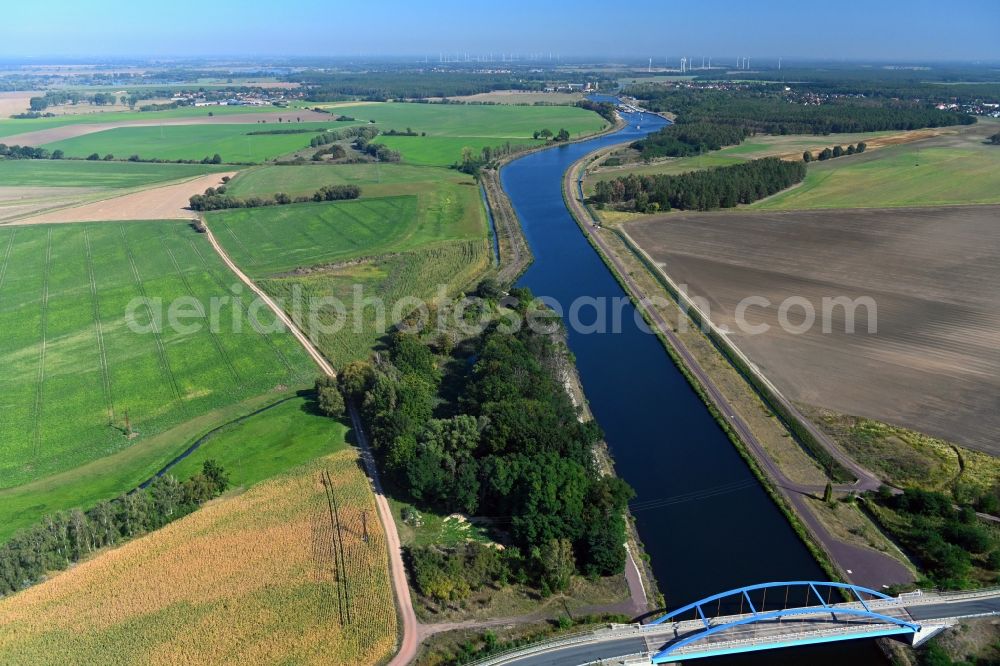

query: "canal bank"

left=498, top=108, right=887, bottom=664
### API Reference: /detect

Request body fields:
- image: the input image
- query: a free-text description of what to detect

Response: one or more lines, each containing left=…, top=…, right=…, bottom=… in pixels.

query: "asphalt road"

left=502, top=637, right=648, bottom=666
left=906, top=597, right=1000, bottom=621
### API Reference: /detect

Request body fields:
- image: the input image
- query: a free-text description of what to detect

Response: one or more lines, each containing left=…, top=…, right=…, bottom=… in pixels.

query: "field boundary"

left=83, top=228, right=116, bottom=424
left=160, top=235, right=241, bottom=384
left=31, top=228, right=53, bottom=458
left=119, top=225, right=185, bottom=402
left=185, top=236, right=296, bottom=373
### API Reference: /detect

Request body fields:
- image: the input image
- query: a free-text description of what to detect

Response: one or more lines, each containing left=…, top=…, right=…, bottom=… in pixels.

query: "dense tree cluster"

left=870, top=487, right=999, bottom=589
left=628, top=87, right=974, bottom=135
left=189, top=183, right=360, bottom=211
left=632, top=122, right=752, bottom=158
left=312, top=144, right=347, bottom=161
left=346, top=305, right=635, bottom=594
left=592, top=157, right=806, bottom=212
left=0, top=461, right=229, bottom=596
left=28, top=90, right=118, bottom=111
left=455, top=141, right=534, bottom=175
left=575, top=99, right=617, bottom=124
left=309, top=125, right=380, bottom=148
left=356, top=139, right=401, bottom=162
left=0, top=144, right=56, bottom=159
left=382, top=127, right=420, bottom=136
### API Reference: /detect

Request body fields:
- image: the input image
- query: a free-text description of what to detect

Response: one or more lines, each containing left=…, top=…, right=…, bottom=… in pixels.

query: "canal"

left=500, top=105, right=885, bottom=664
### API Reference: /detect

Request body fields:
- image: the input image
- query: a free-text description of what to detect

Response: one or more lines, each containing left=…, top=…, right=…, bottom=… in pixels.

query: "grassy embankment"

left=0, top=221, right=316, bottom=539
left=212, top=163, right=492, bottom=367
left=0, top=449, right=398, bottom=666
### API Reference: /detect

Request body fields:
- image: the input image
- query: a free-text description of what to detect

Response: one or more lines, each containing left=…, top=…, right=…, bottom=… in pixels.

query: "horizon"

left=4, top=0, right=999, bottom=62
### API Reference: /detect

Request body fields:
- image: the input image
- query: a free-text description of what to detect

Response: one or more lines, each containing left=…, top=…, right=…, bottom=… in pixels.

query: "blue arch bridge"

left=468, top=581, right=1000, bottom=665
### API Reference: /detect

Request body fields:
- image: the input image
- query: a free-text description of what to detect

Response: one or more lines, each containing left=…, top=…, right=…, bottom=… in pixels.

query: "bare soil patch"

left=0, top=91, right=42, bottom=116
left=0, top=185, right=100, bottom=222
left=11, top=171, right=235, bottom=224
left=626, top=205, right=1000, bottom=455
left=2, top=110, right=332, bottom=146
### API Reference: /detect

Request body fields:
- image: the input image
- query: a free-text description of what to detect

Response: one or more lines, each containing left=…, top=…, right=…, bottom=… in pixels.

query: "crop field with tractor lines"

left=0, top=221, right=316, bottom=493
left=0, top=450, right=398, bottom=665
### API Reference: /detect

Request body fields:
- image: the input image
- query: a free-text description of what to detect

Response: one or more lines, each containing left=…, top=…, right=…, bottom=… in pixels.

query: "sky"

left=4, top=0, right=999, bottom=62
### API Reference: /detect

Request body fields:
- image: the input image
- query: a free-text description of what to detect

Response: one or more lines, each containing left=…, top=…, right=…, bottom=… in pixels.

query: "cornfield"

left=0, top=450, right=398, bottom=665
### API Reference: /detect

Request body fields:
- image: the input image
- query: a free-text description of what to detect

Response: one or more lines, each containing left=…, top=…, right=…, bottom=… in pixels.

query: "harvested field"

left=0, top=187, right=100, bottom=224
left=626, top=205, right=1000, bottom=455
left=0, top=450, right=398, bottom=665
left=0, top=92, right=40, bottom=117
left=12, top=171, right=235, bottom=224
left=1, top=109, right=333, bottom=146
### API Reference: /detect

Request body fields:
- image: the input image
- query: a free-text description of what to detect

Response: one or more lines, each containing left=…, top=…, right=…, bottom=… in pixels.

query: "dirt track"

left=2, top=109, right=333, bottom=146
left=626, top=205, right=1000, bottom=456
left=8, top=172, right=235, bottom=224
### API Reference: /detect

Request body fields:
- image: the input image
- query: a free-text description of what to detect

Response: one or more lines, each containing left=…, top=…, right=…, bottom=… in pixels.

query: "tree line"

left=28, top=90, right=119, bottom=111
left=0, top=461, right=229, bottom=597
left=633, top=121, right=752, bottom=158
left=189, top=183, right=360, bottom=211
left=803, top=142, right=866, bottom=162
left=455, top=141, right=535, bottom=176
left=627, top=87, right=975, bottom=135
left=0, top=143, right=237, bottom=166
left=592, top=157, right=806, bottom=212
left=575, top=99, right=617, bottom=124
left=332, top=294, right=634, bottom=598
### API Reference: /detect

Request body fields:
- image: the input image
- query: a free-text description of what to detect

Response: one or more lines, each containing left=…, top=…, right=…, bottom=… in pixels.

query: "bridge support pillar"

left=905, top=624, right=950, bottom=647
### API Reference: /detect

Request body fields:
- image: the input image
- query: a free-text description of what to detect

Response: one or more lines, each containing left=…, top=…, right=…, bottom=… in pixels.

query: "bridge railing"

left=661, top=618, right=916, bottom=658
left=461, top=626, right=629, bottom=666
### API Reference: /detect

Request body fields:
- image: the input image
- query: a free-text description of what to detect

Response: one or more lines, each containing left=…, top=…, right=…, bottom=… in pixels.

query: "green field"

left=324, top=102, right=607, bottom=165
left=226, top=162, right=442, bottom=198
left=325, top=102, right=607, bottom=138
left=0, top=221, right=316, bottom=491
left=216, top=161, right=492, bottom=367
left=0, top=104, right=292, bottom=140
left=0, top=159, right=232, bottom=188
left=169, top=394, right=347, bottom=489
left=210, top=188, right=485, bottom=276
left=41, top=122, right=352, bottom=163
left=753, top=142, right=1000, bottom=209
left=0, top=391, right=297, bottom=542
left=260, top=240, right=491, bottom=367
left=376, top=135, right=541, bottom=166
left=583, top=129, right=902, bottom=194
